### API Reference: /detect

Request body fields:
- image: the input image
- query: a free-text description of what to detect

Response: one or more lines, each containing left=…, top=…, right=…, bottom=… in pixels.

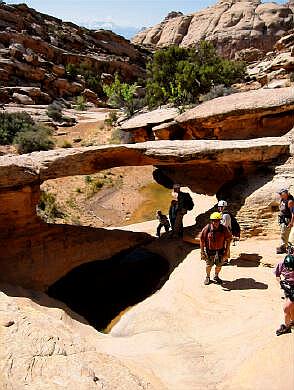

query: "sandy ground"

left=95, top=235, right=293, bottom=390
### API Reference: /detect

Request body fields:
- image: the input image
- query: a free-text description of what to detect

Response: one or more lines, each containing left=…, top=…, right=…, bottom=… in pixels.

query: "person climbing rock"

left=171, top=184, right=194, bottom=238
left=276, top=188, right=294, bottom=254
left=169, top=199, right=178, bottom=232
left=156, top=210, right=170, bottom=237
left=275, top=254, right=294, bottom=336
left=200, top=212, right=232, bottom=285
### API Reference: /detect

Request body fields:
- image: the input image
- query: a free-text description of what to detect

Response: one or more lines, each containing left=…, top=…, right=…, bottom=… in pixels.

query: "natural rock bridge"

left=0, top=137, right=291, bottom=290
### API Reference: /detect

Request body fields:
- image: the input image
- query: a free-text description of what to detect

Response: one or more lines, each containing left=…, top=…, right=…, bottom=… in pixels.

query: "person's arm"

left=274, top=263, right=282, bottom=285
left=288, top=199, right=294, bottom=227
left=200, top=227, right=208, bottom=260
left=222, top=213, right=231, bottom=229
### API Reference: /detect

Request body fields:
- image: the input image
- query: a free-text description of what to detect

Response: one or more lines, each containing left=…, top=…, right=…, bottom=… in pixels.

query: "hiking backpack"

left=182, top=192, right=194, bottom=211
left=224, top=212, right=241, bottom=237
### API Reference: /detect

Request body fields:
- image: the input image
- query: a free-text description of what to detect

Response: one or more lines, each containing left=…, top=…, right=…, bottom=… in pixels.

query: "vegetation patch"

left=0, top=112, right=54, bottom=154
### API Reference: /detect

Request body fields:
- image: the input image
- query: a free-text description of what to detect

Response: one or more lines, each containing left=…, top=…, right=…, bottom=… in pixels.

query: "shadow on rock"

left=222, top=278, right=268, bottom=291
left=230, top=253, right=262, bottom=267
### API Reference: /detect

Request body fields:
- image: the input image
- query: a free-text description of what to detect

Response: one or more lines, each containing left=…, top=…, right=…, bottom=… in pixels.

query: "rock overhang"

left=0, top=137, right=290, bottom=189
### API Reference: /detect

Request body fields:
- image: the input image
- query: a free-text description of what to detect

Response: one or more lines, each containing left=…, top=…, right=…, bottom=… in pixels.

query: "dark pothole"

left=47, top=248, right=169, bottom=332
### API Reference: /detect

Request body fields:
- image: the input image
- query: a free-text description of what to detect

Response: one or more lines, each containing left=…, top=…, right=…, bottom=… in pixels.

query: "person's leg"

left=156, top=223, right=162, bottom=237
left=280, top=223, right=291, bottom=248
left=164, top=224, right=170, bottom=233
left=283, top=299, right=294, bottom=326
left=173, top=211, right=184, bottom=237
left=204, top=256, right=213, bottom=285
left=214, top=253, right=223, bottom=283
left=288, top=227, right=294, bottom=246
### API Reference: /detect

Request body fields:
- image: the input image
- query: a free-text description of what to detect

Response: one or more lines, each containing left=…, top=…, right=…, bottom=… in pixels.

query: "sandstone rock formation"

left=132, top=0, right=294, bottom=58
left=0, top=136, right=290, bottom=290
left=0, top=283, right=161, bottom=389
left=247, top=28, right=294, bottom=85
left=120, top=87, right=294, bottom=142
left=0, top=3, right=147, bottom=105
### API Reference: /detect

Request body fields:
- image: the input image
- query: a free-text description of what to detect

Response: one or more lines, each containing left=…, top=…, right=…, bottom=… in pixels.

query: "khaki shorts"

left=205, top=250, right=225, bottom=267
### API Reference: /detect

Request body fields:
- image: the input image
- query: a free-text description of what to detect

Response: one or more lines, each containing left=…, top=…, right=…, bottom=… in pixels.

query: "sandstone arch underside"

left=0, top=137, right=291, bottom=290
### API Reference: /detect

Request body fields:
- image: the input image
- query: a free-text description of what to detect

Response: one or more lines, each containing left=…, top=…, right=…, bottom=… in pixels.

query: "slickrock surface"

left=120, top=88, right=294, bottom=141
left=1, top=238, right=293, bottom=389
left=133, top=0, right=294, bottom=58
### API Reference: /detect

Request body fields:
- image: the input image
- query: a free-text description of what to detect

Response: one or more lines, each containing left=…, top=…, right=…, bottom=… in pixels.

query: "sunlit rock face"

left=132, top=0, right=294, bottom=58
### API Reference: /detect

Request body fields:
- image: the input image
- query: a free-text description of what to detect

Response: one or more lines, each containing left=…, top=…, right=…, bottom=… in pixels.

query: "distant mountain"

left=81, top=21, right=141, bottom=40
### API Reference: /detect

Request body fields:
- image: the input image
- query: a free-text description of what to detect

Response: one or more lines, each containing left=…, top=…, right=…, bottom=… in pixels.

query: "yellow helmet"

left=210, top=212, right=222, bottom=220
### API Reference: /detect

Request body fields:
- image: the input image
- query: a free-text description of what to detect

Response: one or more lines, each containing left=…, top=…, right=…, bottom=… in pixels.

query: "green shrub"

left=47, top=102, right=63, bottom=121
left=37, top=191, right=64, bottom=223
left=199, top=84, right=238, bottom=102
left=75, top=95, right=86, bottom=111
left=14, top=125, right=54, bottom=154
left=103, top=74, right=141, bottom=116
left=66, top=63, right=78, bottom=80
left=104, top=111, right=118, bottom=126
left=146, top=42, right=246, bottom=108
left=0, top=112, right=34, bottom=144
left=61, top=140, right=72, bottom=148
left=290, top=72, right=294, bottom=82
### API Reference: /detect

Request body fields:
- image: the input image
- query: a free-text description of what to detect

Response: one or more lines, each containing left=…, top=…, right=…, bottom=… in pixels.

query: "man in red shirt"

left=200, top=212, right=232, bottom=285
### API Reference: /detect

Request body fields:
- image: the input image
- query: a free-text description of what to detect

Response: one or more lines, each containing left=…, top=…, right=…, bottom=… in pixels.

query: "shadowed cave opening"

left=47, top=248, right=169, bottom=332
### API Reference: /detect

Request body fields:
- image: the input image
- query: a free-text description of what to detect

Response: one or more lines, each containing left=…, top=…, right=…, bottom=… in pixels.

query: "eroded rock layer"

left=132, top=0, right=294, bottom=58
left=0, top=137, right=291, bottom=290
left=0, top=3, right=146, bottom=104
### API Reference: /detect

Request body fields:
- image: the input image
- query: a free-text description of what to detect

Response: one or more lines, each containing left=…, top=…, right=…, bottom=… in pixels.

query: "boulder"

left=175, top=88, right=294, bottom=140
left=120, top=107, right=179, bottom=142
left=9, top=42, right=25, bottom=59
left=12, top=92, right=34, bottom=104
left=52, top=64, right=65, bottom=77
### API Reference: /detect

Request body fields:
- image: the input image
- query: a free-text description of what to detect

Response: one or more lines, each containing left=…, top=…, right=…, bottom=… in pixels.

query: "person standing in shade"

left=169, top=199, right=178, bottom=232
left=200, top=212, right=232, bottom=285
left=156, top=210, right=170, bottom=237
left=171, top=184, right=194, bottom=238
left=276, top=188, right=294, bottom=254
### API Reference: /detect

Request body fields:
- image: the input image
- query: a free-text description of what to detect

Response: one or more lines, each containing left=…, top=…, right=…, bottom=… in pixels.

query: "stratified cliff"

left=132, top=0, right=294, bottom=58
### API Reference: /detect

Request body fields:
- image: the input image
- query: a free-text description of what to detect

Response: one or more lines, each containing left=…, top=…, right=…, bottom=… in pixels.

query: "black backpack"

left=182, top=192, right=194, bottom=211
left=224, top=212, right=241, bottom=237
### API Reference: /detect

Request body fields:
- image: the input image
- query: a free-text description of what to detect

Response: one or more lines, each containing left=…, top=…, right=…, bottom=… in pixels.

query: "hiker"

left=276, top=188, right=294, bottom=254
left=156, top=210, right=170, bottom=237
left=200, top=212, right=232, bottom=285
left=275, top=254, right=294, bottom=336
left=171, top=184, right=194, bottom=238
left=169, top=199, right=178, bottom=231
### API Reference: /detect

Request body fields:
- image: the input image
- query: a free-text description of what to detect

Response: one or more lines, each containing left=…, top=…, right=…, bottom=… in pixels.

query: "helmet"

left=210, top=212, right=222, bottom=220
left=218, top=200, right=227, bottom=207
left=277, top=188, right=288, bottom=195
left=284, top=255, right=294, bottom=270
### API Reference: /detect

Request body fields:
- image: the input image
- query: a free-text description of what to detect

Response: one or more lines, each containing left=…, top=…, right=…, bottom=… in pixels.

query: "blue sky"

left=4, top=0, right=286, bottom=28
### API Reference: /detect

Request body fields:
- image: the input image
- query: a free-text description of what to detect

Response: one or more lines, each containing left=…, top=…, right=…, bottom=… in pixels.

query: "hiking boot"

left=276, top=246, right=286, bottom=254
left=213, top=275, right=223, bottom=285
left=276, top=324, right=291, bottom=336
left=204, top=276, right=210, bottom=285
left=222, top=260, right=230, bottom=266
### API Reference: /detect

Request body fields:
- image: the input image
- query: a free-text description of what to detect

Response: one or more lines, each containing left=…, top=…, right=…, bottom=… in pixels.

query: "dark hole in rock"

left=48, top=248, right=169, bottom=332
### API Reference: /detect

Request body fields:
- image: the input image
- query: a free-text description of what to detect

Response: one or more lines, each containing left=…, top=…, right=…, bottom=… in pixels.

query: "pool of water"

left=127, top=182, right=172, bottom=224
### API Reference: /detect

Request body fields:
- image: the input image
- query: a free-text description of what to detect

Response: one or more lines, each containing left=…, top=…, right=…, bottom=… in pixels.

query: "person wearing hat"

left=276, top=188, right=294, bottom=254
left=274, top=254, right=294, bottom=336
left=200, top=212, right=232, bottom=285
